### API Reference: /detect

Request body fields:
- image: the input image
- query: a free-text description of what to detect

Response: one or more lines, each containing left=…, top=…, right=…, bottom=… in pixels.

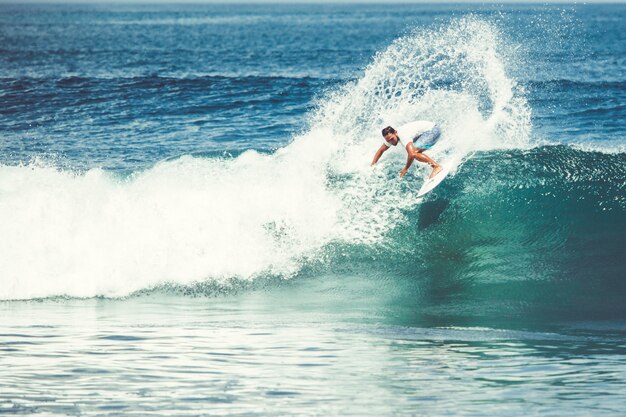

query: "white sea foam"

left=0, top=17, right=531, bottom=300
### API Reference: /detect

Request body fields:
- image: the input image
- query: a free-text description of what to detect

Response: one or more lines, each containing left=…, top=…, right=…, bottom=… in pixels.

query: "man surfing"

left=370, top=120, right=443, bottom=179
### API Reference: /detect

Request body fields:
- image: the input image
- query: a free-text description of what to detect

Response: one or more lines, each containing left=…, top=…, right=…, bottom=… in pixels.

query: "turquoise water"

left=3, top=293, right=626, bottom=416
left=1, top=3, right=625, bottom=416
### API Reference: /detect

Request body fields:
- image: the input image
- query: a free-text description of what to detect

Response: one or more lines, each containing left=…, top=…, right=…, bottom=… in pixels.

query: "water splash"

left=313, top=17, right=530, bottom=153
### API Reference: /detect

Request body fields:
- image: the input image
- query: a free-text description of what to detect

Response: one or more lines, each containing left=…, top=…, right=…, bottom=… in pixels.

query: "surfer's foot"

left=429, top=165, right=443, bottom=179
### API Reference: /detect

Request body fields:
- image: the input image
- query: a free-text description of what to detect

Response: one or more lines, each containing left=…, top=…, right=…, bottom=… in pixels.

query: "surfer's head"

left=382, top=126, right=399, bottom=146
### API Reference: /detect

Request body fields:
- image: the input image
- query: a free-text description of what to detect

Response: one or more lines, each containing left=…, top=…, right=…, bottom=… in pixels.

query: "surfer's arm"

left=400, top=144, right=416, bottom=177
left=371, top=144, right=389, bottom=166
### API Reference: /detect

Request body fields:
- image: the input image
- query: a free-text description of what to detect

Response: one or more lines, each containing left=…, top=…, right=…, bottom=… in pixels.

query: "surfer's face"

left=384, top=133, right=399, bottom=145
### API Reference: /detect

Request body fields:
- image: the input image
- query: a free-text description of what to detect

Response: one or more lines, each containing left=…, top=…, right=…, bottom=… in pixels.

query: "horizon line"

left=1, top=0, right=625, bottom=4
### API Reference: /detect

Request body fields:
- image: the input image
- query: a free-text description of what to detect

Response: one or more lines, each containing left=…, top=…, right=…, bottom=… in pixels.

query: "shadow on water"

left=417, top=198, right=450, bottom=230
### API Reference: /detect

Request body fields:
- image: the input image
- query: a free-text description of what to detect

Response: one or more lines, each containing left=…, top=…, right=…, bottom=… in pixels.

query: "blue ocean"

left=1, top=3, right=625, bottom=416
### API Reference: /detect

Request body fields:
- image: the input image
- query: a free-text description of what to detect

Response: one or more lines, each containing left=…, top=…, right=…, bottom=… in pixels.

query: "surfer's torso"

left=382, top=120, right=436, bottom=148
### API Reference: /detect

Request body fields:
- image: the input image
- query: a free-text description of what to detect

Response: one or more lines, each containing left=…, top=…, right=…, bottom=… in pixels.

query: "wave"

left=528, top=80, right=626, bottom=90
left=0, top=74, right=325, bottom=122
left=0, top=74, right=325, bottom=97
left=1, top=17, right=623, bottom=301
left=1, top=145, right=622, bottom=302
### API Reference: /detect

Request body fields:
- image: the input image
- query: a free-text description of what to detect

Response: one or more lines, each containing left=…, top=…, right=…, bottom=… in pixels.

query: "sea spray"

left=313, top=17, right=530, bottom=153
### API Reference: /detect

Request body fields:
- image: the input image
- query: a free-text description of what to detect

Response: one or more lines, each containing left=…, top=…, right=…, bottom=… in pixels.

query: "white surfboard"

left=417, top=165, right=452, bottom=198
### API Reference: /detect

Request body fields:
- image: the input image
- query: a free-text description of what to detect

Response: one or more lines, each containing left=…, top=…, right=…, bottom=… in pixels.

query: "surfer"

left=370, top=121, right=443, bottom=178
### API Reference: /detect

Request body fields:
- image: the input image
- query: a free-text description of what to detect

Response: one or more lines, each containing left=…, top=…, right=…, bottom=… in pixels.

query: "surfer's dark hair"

left=382, top=126, right=396, bottom=136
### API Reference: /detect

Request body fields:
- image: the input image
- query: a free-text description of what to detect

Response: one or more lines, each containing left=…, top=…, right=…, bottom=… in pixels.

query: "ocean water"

left=1, top=3, right=625, bottom=416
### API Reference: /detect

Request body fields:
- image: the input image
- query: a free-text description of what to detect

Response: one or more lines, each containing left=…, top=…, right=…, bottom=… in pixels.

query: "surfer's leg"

left=413, top=150, right=442, bottom=178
